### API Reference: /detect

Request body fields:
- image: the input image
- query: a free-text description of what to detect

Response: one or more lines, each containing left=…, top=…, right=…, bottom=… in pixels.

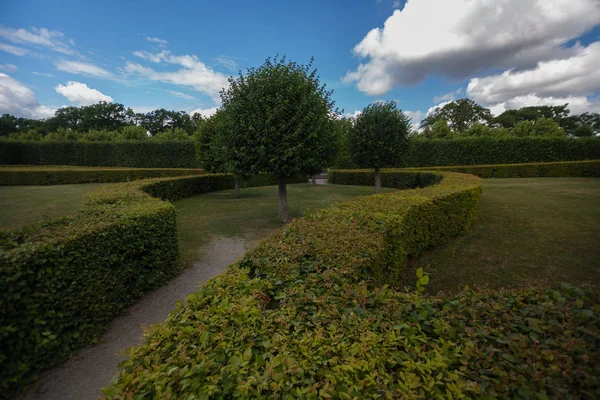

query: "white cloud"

left=167, top=90, right=196, bottom=100
left=215, top=56, right=238, bottom=71
left=32, top=71, right=54, bottom=77
left=55, top=60, right=114, bottom=79
left=344, top=0, right=600, bottom=95
left=467, top=42, right=600, bottom=105
left=190, top=107, right=218, bottom=118
left=0, top=26, right=75, bottom=55
left=126, top=50, right=229, bottom=102
left=0, top=42, right=28, bottom=56
left=405, top=109, right=424, bottom=130
left=0, top=64, right=17, bottom=72
left=146, top=36, right=168, bottom=47
left=0, top=73, right=55, bottom=119
left=433, top=87, right=464, bottom=104
left=344, top=110, right=363, bottom=118
left=55, top=81, right=113, bottom=106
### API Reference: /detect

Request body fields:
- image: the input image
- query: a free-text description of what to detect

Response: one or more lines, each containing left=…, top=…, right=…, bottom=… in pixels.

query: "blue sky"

left=1, top=0, right=599, bottom=126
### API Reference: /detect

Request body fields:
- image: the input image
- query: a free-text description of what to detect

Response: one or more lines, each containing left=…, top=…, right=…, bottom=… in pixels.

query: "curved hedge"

left=0, top=140, right=199, bottom=168
left=0, top=166, right=205, bottom=185
left=0, top=172, right=306, bottom=396
left=104, top=170, right=599, bottom=398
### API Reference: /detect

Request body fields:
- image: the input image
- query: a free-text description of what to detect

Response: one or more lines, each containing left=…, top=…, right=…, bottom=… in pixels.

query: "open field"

left=0, top=183, right=114, bottom=230
left=174, top=183, right=395, bottom=265
left=408, top=177, right=600, bottom=293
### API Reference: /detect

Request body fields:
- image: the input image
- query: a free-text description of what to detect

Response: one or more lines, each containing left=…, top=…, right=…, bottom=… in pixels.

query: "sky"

left=1, top=0, right=600, bottom=128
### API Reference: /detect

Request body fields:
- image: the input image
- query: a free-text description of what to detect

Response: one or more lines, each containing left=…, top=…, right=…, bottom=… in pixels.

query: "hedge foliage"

left=0, top=166, right=205, bottom=185
left=0, top=140, right=199, bottom=168
left=411, top=160, right=600, bottom=178
left=104, top=170, right=599, bottom=398
left=0, top=172, right=306, bottom=396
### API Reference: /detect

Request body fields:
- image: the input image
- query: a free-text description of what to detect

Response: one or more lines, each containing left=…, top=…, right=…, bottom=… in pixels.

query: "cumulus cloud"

left=55, top=60, right=114, bottom=79
left=190, top=107, right=218, bottom=118
left=467, top=42, right=600, bottom=106
left=404, top=109, right=424, bottom=130
left=433, top=88, right=464, bottom=104
left=0, top=42, right=28, bottom=56
left=0, top=64, right=17, bottom=72
left=55, top=81, right=113, bottom=106
left=0, top=73, right=55, bottom=118
left=127, top=50, right=229, bottom=102
left=0, top=26, right=75, bottom=55
left=344, top=0, right=600, bottom=95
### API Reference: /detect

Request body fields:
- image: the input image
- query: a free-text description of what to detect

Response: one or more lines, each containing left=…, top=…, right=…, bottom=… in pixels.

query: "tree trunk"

left=234, top=178, right=241, bottom=198
left=278, top=176, right=290, bottom=222
left=375, top=167, right=381, bottom=194
left=311, top=176, right=316, bottom=185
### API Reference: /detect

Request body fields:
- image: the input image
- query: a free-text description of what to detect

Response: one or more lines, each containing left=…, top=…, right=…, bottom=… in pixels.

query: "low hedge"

left=410, top=159, right=600, bottom=178
left=104, top=170, right=599, bottom=398
left=0, top=166, right=205, bottom=185
left=0, top=140, right=199, bottom=168
left=0, top=172, right=306, bottom=396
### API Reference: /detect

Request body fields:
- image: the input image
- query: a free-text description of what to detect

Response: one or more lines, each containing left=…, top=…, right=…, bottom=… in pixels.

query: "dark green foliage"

left=403, top=137, right=600, bottom=167
left=194, top=111, right=227, bottom=173
left=0, top=166, right=205, bottom=185
left=348, top=101, right=411, bottom=169
left=0, top=140, right=199, bottom=168
left=413, top=160, right=600, bottom=178
left=421, top=98, right=493, bottom=131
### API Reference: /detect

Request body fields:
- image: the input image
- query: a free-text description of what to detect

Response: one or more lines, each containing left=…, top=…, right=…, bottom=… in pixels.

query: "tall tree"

left=348, top=101, right=411, bottom=194
left=421, top=99, right=493, bottom=132
left=220, top=56, right=337, bottom=221
left=140, top=109, right=195, bottom=135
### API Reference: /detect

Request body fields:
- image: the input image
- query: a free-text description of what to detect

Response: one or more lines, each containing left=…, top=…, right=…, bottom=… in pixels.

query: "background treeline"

left=0, top=101, right=204, bottom=141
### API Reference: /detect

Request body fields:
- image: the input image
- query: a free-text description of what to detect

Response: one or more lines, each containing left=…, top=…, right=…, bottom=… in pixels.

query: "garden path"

left=21, top=237, right=255, bottom=400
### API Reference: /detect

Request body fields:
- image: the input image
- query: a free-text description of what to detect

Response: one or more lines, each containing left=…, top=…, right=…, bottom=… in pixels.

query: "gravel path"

left=21, top=237, right=255, bottom=400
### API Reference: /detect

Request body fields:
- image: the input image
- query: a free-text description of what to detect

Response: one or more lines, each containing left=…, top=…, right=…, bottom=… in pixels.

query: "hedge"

left=0, top=166, right=205, bottom=185
left=103, top=170, right=599, bottom=398
left=0, top=140, right=199, bottom=168
left=0, top=172, right=306, bottom=396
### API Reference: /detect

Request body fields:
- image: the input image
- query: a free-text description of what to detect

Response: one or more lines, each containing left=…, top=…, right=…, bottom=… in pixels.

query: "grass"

left=174, top=183, right=394, bottom=265
left=0, top=183, right=114, bottom=230
left=408, top=178, right=600, bottom=294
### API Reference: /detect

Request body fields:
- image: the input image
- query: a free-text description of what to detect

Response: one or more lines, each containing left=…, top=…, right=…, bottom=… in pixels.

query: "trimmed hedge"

left=410, top=160, right=600, bottom=178
left=403, top=137, right=600, bottom=167
left=104, top=170, right=599, bottom=398
left=0, top=166, right=205, bottom=185
left=0, top=172, right=306, bottom=396
left=0, top=140, right=199, bottom=168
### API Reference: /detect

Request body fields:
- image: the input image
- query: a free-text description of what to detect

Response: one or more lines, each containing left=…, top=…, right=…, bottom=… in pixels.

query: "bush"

left=0, top=172, right=308, bottom=395
left=0, top=166, right=205, bottom=185
left=0, top=140, right=199, bottom=168
left=409, top=160, right=600, bottom=178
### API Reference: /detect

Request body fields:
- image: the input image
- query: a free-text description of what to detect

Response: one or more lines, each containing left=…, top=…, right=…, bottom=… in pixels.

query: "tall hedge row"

left=0, top=172, right=306, bottom=396
left=0, top=140, right=199, bottom=168
left=402, top=137, right=600, bottom=167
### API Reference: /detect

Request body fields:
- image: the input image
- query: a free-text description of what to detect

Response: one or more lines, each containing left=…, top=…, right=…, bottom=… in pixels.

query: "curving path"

left=20, top=237, right=259, bottom=400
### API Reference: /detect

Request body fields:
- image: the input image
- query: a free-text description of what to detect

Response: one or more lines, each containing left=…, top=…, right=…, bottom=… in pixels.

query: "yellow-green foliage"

left=0, top=166, right=205, bottom=185
left=408, top=160, right=600, bottom=178
left=0, top=172, right=306, bottom=396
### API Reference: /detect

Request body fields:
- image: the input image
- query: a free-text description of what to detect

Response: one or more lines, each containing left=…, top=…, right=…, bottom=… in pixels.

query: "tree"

left=421, top=119, right=452, bottom=139
left=220, top=56, right=337, bottom=221
left=348, top=101, right=411, bottom=194
left=140, top=109, right=195, bottom=135
left=513, top=117, right=566, bottom=137
left=495, top=104, right=570, bottom=128
left=421, top=99, right=493, bottom=132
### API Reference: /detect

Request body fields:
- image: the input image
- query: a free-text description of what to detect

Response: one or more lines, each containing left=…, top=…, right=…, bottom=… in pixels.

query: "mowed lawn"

left=408, top=178, right=600, bottom=294
left=0, top=183, right=112, bottom=230
left=174, top=183, right=394, bottom=265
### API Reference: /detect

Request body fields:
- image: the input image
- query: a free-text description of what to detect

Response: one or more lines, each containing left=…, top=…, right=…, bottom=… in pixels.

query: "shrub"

left=0, top=172, right=307, bottom=395
left=409, top=160, right=600, bottom=178
left=0, top=166, right=205, bottom=185
left=0, top=140, right=199, bottom=168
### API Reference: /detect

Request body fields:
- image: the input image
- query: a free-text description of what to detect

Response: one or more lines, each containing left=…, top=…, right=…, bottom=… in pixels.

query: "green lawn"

left=0, top=183, right=113, bottom=230
left=174, top=183, right=394, bottom=265
left=408, top=178, right=600, bottom=294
